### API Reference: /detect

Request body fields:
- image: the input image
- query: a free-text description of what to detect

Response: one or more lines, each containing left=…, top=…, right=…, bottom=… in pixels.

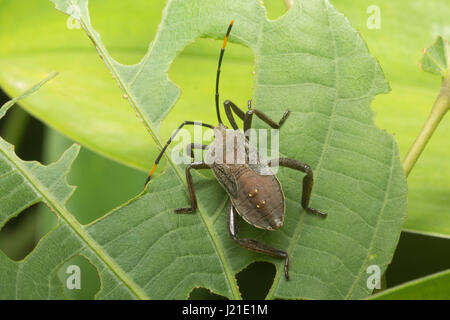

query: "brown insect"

left=144, top=20, right=327, bottom=279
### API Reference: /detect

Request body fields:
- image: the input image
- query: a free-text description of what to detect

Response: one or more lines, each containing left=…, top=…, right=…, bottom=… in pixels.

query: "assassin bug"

left=144, top=20, right=327, bottom=279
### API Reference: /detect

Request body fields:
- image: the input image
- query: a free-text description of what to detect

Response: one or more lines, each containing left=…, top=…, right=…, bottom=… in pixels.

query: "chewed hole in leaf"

left=188, top=287, right=228, bottom=300
left=263, top=0, right=291, bottom=20
left=236, top=261, right=276, bottom=299
left=153, top=38, right=254, bottom=180
left=0, top=102, right=46, bottom=162
left=57, top=254, right=101, bottom=300
left=0, top=202, right=56, bottom=261
left=162, top=38, right=254, bottom=142
left=48, top=131, right=148, bottom=225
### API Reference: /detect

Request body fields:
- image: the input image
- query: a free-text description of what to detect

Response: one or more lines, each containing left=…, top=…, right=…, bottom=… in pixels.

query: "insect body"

left=144, top=20, right=327, bottom=279
left=205, top=125, right=285, bottom=231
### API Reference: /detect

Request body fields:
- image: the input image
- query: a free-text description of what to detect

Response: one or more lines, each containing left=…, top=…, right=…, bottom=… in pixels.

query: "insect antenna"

left=144, top=121, right=214, bottom=188
left=215, top=20, right=235, bottom=124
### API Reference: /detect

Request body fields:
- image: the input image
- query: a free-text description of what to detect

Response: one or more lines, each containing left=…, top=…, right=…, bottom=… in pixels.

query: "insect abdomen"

left=232, top=166, right=285, bottom=230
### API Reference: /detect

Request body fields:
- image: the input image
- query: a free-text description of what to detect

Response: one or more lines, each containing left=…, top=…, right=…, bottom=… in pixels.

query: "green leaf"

left=0, top=1, right=448, bottom=238
left=45, top=0, right=406, bottom=300
left=331, top=0, right=450, bottom=238
left=420, top=36, right=449, bottom=77
left=0, top=0, right=163, bottom=171
left=0, top=0, right=255, bottom=172
left=1, top=1, right=408, bottom=300
left=370, top=269, right=450, bottom=300
left=0, top=78, right=148, bottom=299
left=41, top=127, right=146, bottom=225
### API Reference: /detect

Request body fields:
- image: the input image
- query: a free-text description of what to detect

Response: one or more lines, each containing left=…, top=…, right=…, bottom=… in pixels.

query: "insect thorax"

left=204, top=125, right=273, bottom=175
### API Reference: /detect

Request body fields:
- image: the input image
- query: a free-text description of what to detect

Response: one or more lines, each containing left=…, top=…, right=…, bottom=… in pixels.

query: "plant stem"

left=403, top=76, right=450, bottom=177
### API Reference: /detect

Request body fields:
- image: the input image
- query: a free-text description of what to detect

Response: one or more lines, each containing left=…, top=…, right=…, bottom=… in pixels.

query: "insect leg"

left=186, top=143, right=209, bottom=160
left=268, top=158, right=327, bottom=217
left=243, top=101, right=254, bottom=133
left=174, top=161, right=211, bottom=214
left=227, top=205, right=290, bottom=280
left=223, top=99, right=290, bottom=133
left=224, top=100, right=245, bottom=130
left=223, top=100, right=254, bottom=140
left=245, top=100, right=290, bottom=131
left=144, top=121, right=214, bottom=188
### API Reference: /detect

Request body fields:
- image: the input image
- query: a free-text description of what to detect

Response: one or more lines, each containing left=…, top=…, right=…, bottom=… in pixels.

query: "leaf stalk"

left=403, top=76, right=450, bottom=176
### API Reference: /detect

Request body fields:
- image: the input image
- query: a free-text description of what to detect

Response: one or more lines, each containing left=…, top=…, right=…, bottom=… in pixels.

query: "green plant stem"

left=403, top=76, right=450, bottom=177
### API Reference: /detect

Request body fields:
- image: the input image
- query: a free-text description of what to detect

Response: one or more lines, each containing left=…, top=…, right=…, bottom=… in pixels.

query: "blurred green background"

left=0, top=0, right=448, bottom=299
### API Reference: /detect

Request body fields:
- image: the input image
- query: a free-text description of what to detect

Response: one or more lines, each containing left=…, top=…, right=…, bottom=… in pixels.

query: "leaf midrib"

left=265, top=2, right=373, bottom=300
left=263, top=3, right=341, bottom=299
